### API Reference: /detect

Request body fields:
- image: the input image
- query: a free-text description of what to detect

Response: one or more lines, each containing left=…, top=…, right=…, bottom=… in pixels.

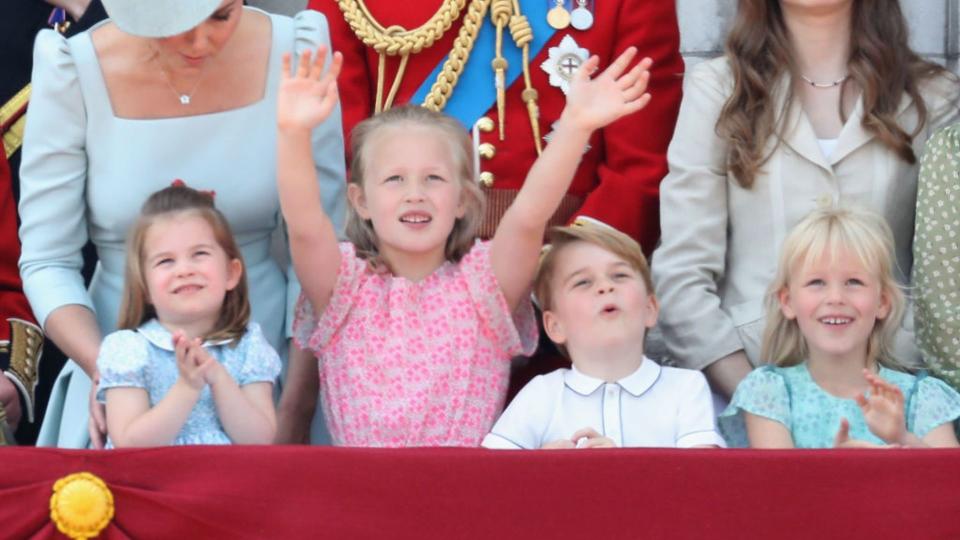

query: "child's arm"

left=743, top=412, right=795, bottom=449
left=491, top=48, right=652, bottom=310
left=277, top=47, right=344, bottom=315
left=192, top=338, right=277, bottom=445
left=106, top=334, right=205, bottom=447
left=858, top=370, right=959, bottom=448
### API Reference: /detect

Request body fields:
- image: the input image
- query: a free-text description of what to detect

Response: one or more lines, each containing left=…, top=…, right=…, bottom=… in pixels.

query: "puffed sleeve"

left=482, top=373, right=555, bottom=449
left=913, top=124, right=960, bottom=391
left=17, top=30, right=93, bottom=328
left=572, top=0, right=684, bottom=252
left=905, top=372, right=960, bottom=438
left=235, top=323, right=282, bottom=385
left=651, top=60, right=744, bottom=371
left=96, top=330, right=150, bottom=402
left=292, top=242, right=365, bottom=354
left=675, top=370, right=726, bottom=448
left=717, top=366, right=791, bottom=448
left=284, top=10, right=348, bottom=336
left=459, top=241, right=538, bottom=358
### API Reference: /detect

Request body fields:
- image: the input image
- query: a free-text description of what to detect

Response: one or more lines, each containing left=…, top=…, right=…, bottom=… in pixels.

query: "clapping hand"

left=173, top=332, right=216, bottom=392
left=561, top=47, right=652, bottom=133
left=277, top=46, right=343, bottom=132
left=832, top=417, right=901, bottom=449
left=856, top=369, right=907, bottom=445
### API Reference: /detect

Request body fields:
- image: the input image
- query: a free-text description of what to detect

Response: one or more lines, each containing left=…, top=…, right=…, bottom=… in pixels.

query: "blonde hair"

left=761, top=207, right=905, bottom=369
left=346, top=105, right=485, bottom=267
left=117, top=185, right=250, bottom=343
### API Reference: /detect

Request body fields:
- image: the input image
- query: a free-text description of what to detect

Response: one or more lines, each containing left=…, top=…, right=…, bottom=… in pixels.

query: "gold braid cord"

left=421, top=0, right=492, bottom=111
left=338, top=0, right=541, bottom=153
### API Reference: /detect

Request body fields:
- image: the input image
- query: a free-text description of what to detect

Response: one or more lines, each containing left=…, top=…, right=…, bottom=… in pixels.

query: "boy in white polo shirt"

left=483, top=221, right=724, bottom=449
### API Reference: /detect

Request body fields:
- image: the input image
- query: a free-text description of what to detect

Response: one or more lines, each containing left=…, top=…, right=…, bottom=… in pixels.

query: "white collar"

left=563, top=357, right=661, bottom=397
left=136, top=319, right=234, bottom=351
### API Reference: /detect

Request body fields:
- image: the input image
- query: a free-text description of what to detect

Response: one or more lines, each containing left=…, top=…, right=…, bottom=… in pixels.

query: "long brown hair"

left=718, top=0, right=953, bottom=188
left=346, top=105, right=485, bottom=267
left=117, top=185, right=250, bottom=343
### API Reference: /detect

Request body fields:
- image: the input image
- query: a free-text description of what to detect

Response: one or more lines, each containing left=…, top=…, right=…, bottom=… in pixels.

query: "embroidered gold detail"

left=50, top=472, right=115, bottom=540
left=2, top=85, right=30, bottom=159
left=2, top=318, right=43, bottom=422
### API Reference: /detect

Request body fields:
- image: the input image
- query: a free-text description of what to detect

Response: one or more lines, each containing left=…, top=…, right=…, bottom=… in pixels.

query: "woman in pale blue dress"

left=18, top=0, right=346, bottom=448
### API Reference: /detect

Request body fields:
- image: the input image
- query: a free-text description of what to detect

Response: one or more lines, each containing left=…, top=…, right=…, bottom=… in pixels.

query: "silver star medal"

left=543, top=120, right=591, bottom=154
left=539, top=35, right=590, bottom=95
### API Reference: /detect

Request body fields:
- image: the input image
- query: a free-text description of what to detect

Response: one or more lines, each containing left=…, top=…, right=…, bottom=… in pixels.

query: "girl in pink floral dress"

left=276, top=45, right=653, bottom=446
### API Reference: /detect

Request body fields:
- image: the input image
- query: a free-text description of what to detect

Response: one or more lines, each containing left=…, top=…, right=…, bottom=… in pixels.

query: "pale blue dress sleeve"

left=906, top=373, right=960, bottom=438
left=95, top=331, right=151, bottom=402
left=718, top=366, right=792, bottom=448
left=235, top=323, right=283, bottom=385
left=283, top=11, right=348, bottom=337
left=17, top=30, right=94, bottom=327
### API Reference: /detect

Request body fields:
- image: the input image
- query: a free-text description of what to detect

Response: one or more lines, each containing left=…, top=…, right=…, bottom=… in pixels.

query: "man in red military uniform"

left=276, top=0, right=684, bottom=442
left=310, top=0, right=683, bottom=252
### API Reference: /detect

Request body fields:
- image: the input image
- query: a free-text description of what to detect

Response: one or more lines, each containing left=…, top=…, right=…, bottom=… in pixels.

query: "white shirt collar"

left=563, top=357, right=662, bottom=397
left=136, top=319, right=234, bottom=351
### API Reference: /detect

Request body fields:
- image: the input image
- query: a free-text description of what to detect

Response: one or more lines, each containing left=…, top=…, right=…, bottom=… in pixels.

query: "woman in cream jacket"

left=652, top=0, right=959, bottom=399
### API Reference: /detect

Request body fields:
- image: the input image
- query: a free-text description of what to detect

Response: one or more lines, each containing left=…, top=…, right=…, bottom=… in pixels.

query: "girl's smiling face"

left=778, top=249, right=890, bottom=366
left=143, top=214, right=242, bottom=336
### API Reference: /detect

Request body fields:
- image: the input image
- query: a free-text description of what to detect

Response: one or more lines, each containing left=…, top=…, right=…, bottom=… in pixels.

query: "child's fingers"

left=570, top=426, right=603, bottom=441
left=309, top=45, right=328, bottom=79
left=296, top=49, right=312, bottom=79
left=574, top=55, right=600, bottom=82
left=281, top=52, right=292, bottom=79
left=602, top=46, right=638, bottom=79
left=622, top=92, right=652, bottom=115
left=833, top=417, right=850, bottom=447
left=854, top=392, right=869, bottom=409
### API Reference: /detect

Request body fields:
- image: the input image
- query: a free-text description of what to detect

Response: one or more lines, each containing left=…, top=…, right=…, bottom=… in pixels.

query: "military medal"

left=546, top=0, right=570, bottom=30
left=570, top=0, right=594, bottom=31
left=540, top=35, right=590, bottom=95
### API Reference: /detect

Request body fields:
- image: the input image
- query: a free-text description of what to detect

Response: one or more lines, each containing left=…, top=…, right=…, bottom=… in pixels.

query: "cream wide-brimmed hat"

left=100, top=0, right=224, bottom=38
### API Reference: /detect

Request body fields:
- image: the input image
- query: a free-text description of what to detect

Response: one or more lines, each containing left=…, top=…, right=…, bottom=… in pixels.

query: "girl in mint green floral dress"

left=720, top=208, right=960, bottom=448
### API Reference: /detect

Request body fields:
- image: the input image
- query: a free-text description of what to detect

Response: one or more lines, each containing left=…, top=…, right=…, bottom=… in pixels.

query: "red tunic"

left=309, top=0, right=683, bottom=253
left=0, top=150, right=35, bottom=335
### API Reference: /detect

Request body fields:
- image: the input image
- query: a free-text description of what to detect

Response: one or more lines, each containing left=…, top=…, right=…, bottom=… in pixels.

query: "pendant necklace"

left=156, top=55, right=208, bottom=105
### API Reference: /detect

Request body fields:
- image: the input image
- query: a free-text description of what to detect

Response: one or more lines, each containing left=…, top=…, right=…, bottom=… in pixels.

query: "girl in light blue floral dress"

left=719, top=207, right=960, bottom=448
left=96, top=185, right=281, bottom=447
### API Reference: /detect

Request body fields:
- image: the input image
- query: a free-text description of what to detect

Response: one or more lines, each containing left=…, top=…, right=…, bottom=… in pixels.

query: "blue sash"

left=411, top=0, right=554, bottom=129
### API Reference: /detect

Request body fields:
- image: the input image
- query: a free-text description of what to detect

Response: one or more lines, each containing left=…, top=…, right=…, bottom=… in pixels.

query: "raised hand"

left=856, top=369, right=907, bottom=444
left=832, top=417, right=901, bottom=449
left=277, top=46, right=343, bottom=132
left=562, top=47, right=652, bottom=133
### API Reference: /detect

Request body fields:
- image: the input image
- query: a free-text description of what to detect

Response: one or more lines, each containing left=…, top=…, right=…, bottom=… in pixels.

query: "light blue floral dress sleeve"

left=95, top=330, right=151, bottom=401
left=718, top=366, right=791, bottom=447
left=234, top=323, right=282, bottom=385
left=906, top=373, right=960, bottom=437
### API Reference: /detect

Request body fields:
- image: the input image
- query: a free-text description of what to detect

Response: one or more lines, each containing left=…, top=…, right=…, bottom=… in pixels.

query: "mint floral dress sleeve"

left=914, top=124, right=960, bottom=391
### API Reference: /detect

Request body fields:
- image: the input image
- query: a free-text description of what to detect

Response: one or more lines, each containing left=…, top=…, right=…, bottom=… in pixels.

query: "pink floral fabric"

left=293, top=240, right=538, bottom=447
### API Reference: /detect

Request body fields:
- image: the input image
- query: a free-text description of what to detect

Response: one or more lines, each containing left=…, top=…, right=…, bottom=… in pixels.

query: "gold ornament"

left=50, top=472, right=115, bottom=540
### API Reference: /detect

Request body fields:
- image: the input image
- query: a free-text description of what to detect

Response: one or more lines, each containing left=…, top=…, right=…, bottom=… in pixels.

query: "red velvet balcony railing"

left=2, top=446, right=959, bottom=539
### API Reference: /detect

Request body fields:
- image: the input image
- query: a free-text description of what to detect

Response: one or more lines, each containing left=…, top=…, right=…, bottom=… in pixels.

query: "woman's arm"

left=275, top=343, right=318, bottom=444
left=492, top=50, right=652, bottom=311
left=651, top=61, right=746, bottom=376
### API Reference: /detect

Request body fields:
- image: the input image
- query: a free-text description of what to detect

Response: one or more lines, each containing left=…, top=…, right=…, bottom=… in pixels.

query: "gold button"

left=478, top=143, right=496, bottom=160
left=475, top=117, right=495, bottom=133
left=479, top=171, right=494, bottom=188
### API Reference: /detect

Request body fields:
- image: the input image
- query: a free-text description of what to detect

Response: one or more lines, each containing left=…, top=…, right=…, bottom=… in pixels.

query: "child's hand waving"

left=561, top=47, right=652, bottom=133
left=856, top=369, right=907, bottom=445
left=277, top=46, right=343, bottom=132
